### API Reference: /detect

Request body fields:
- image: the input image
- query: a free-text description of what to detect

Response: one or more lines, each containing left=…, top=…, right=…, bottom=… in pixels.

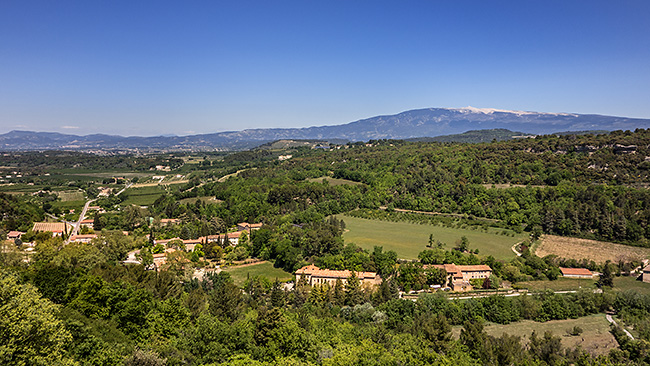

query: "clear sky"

left=1, top=1, right=649, bottom=136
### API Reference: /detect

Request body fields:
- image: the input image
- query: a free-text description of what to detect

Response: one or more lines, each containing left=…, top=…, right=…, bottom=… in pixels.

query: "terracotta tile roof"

left=7, top=231, right=23, bottom=238
left=32, top=222, right=70, bottom=233
left=457, top=265, right=492, bottom=272
left=296, top=265, right=378, bottom=280
left=207, top=231, right=243, bottom=240
left=560, top=267, right=593, bottom=276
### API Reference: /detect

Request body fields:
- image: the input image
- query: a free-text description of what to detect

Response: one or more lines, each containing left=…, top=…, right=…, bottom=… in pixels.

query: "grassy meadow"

left=222, top=261, right=293, bottom=286
left=613, top=275, right=650, bottom=295
left=514, top=278, right=597, bottom=292
left=338, top=215, right=525, bottom=260
left=452, top=314, right=616, bottom=356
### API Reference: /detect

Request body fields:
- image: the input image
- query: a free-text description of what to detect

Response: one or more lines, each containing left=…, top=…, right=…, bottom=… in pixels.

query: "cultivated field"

left=536, top=235, right=650, bottom=264
left=453, top=314, right=617, bottom=356
left=56, top=190, right=85, bottom=202
left=121, top=186, right=167, bottom=206
left=222, top=261, right=293, bottom=286
left=338, top=215, right=525, bottom=260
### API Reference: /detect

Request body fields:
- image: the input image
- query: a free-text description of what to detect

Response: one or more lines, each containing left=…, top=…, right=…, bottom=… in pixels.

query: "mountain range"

left=2, top=107, right=649, bottom=151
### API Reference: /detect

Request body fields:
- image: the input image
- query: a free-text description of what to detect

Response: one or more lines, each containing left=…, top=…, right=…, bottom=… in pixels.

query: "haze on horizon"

left=1, top=1, right=649, bottom=137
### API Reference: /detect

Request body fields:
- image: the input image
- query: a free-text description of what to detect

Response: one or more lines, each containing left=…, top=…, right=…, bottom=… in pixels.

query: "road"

left=66, top=183, right=131, bottom=244
left=606, top=314, right=635, bottom=340
left=66, top=198, right=96, bottom=242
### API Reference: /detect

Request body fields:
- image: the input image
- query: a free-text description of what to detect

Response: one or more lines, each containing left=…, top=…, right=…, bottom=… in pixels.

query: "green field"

left=613, top=275, right=650, bottom=295
left=338, top=215, right=525, bottom=260
left=121, top=186, right=167, bottom=206
left=514, top=278, right=597, bottom=292
left=452, top=314, right=616, bottom=356
left=222, top=261, right=293, bottom=286
left=52, top=199, right=86, bottom=212
left=308, top=177, right=363, bottom=186
left=57, top=190, right=85, bottom=202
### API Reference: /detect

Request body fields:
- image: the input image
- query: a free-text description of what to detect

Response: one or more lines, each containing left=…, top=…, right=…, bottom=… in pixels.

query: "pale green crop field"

left=338, top=215, right=526, bottom=260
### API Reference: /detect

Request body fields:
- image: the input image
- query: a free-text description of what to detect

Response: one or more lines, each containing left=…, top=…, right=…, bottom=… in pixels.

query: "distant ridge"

left=1, top=107, right=649, bottom=151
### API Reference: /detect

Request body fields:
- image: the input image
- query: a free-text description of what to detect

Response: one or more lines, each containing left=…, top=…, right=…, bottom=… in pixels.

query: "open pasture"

left=536, top=235, right=650, bottom=264
left=222, top=261, right=293, bottom=285
left=452, top=314, right=616, bottom=356
left=338, top=215, right=525, bottom=260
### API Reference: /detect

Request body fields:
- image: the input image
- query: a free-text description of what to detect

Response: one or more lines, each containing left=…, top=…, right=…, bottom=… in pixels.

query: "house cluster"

left=426, top=264, right=493, bottom=292
left=295, top=265, right=382, bottom=287
left=153, top=222, right=263, bottom=252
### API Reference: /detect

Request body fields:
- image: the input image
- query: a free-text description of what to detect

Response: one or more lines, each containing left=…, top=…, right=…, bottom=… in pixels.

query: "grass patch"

left=52, top=199, right=86, bottom=212
left=515, top=278, right=597, bottom=292
left=57, top=190, right=85, bottom=202
left=120, top=186, right=167, bottom=206
left=452, top=314, right=616, bottom=356
left=338, top=215, right=525, bottom=260
left=613, top=275, right=650, bottom=295
left=308, top=177, right=363, bottom=186
left=536, top=235, right=650, bottom=264
left=222, top=261, right=293, bottom=286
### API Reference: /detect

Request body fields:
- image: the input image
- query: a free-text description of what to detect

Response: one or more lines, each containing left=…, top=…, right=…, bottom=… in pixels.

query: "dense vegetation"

left=3, top=129, right=650, bottom=365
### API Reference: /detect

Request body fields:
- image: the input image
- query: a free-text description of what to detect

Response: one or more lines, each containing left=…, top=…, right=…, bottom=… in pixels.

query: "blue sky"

left=1, top=1, right=649, bottom=136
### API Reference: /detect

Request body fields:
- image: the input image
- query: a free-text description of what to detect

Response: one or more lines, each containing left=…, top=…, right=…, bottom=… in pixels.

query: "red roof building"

left=559, top=267, right=594, bottom=278
left=295, top=265, right=382, bottom=287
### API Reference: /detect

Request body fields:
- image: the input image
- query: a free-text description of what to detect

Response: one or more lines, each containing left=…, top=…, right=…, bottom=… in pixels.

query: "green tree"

left=345, top=272, right=364, bottom=306
left=0, top=271, right=78, bottom=366
left=599, top=260, right=615, bottom=288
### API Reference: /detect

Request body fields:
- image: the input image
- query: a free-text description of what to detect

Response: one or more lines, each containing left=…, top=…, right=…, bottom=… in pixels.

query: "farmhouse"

left=206, top=231, right=244, bottom=246
left=32, top=222, right=72, bottom=237
left=152, top=248, right=176, bottom=271
left=560, top=267, right=594, bottom=278
left=295, top=265, right=382, bottom=287
left=7, top=231, right=24, bottom=240
left=426, top=263, right=493, bottom=292
left=80, top=218, right=94, bottom=228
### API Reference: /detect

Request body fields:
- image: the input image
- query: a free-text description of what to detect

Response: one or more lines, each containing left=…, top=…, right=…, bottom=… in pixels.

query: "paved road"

left=67, top=198, right=96, bottom=242
left=606, top=314, right=635, bottom=340
left=66, top=183, right=132, bottom=244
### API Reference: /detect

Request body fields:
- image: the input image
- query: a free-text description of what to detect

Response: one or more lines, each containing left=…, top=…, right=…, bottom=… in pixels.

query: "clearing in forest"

left=338, top=215, right=525, bottom=260
left=307, top=176, right=363, bottom=186
left=452, top=314, right=616, bottom=356
left=222, top=261, right=293, bottom=285
left=536, top=235, right=650, bottom=264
